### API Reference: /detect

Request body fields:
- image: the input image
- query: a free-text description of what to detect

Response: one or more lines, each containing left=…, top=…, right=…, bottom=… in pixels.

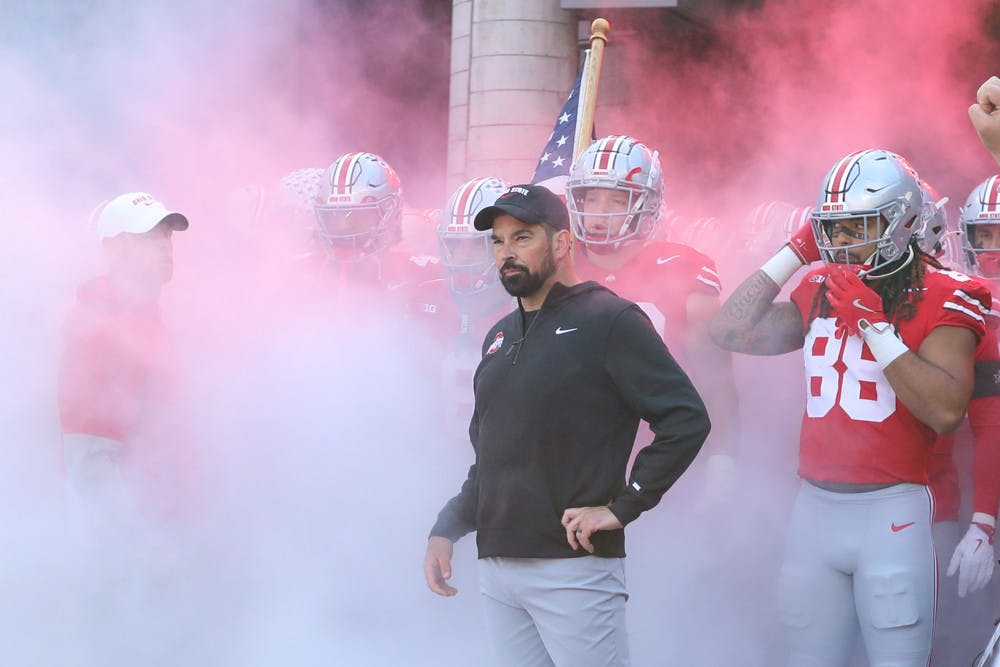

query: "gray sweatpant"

left=779, top=481, right=936, bottom=667
left=478, top=555, right=630, bottom=667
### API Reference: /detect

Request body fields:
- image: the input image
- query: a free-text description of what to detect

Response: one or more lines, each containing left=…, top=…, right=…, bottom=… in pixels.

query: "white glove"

left=946, top=521, right=996, bottom=598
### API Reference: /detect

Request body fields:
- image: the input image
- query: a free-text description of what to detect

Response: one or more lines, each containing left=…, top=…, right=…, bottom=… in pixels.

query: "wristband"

left=760, top=245, right=804, bottom=287
left=859, top=319, right=908, bottom=369
left=973, top=512, right=997, bottom=532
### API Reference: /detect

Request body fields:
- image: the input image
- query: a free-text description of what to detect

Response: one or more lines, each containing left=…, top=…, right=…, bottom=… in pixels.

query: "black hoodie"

left=430, top=281, right=711, bottom=559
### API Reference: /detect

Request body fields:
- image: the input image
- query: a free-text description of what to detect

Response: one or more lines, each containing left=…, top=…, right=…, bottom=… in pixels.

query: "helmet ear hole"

left=914, top=180, right=952, bottom=259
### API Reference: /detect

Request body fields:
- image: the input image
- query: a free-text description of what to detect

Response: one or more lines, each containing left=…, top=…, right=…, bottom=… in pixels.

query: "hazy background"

left=2, top=0, right=999, bottom=664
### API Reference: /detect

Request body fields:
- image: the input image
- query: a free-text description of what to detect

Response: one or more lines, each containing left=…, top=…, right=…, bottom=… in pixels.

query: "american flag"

left=531, top=52, right=594, bottom=195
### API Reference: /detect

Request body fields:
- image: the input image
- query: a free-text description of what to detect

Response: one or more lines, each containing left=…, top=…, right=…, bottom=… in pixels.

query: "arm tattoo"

left=719, top=271, right=779, bottom=324
left=710, top=271, right=804, bottom=355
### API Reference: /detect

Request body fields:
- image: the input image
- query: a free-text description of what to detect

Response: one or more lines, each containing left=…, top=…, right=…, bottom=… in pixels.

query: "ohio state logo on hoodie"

left=486, top=331, right=504, bottom=355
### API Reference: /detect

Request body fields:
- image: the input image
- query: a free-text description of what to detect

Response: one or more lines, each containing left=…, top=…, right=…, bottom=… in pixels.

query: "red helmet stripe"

left=595, top=136, right=621, bottom=171
left=453, top=178, right=483, bottom=225
left=986, top=175, right=1000, bottom=216
left=826, top=151, right=866, bottom=203
left=334, top=152, right=362, bottom=194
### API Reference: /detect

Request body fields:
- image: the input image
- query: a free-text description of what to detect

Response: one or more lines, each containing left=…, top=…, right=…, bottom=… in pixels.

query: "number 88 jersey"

left=789, top=267, right=991, bottom=485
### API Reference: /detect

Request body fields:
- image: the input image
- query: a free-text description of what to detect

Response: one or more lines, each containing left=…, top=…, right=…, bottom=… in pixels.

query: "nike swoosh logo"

left=555, top=327, right=578, bottom=335
left=656, top=255, right=680, bottom=265
left=852, top=298, right=877, bottom=313
left=891, top=521, right=915, bottom=532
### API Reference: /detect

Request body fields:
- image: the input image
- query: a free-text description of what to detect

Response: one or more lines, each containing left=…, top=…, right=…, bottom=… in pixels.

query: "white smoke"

left=3, top=0, right=1000, bottom=665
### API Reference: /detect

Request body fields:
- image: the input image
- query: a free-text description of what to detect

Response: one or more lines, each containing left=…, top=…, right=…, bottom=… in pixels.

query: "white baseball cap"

left=93, top=192, right=189, bottom=239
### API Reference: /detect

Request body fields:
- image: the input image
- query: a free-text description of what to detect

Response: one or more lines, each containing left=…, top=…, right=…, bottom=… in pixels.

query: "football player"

left=310, top=152, right=437, bottom=301
left=567, top=135, right=739, bottom=507
left=711, top=149, right=989, bottom=666
left=406, top=177, right=515, bottom=440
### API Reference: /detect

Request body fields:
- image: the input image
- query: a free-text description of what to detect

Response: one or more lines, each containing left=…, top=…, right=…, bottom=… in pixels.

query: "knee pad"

left=861, top=572, right=920, bottom=630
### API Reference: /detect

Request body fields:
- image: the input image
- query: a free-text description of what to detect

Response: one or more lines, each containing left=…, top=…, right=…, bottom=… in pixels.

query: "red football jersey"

left=575, top=241, right=721, bottom=362
left=58, top=277, right=179, bottom=445
left=790, top=267, right=990, bottom=485
left=58, top=277, right=196, bottom=522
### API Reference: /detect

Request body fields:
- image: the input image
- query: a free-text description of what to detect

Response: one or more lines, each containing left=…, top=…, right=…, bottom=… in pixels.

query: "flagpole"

left=574, top=18, right=609, bottom=162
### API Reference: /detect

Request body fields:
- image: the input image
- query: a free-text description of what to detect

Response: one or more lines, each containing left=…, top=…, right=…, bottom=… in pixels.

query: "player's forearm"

left=710, top=271, right=779, bottom=349
left=968, top=397, right=1000, bottom=519
left=980, top=132, right=1000, bottom=168
left=884, top=354, right=970, bottom=434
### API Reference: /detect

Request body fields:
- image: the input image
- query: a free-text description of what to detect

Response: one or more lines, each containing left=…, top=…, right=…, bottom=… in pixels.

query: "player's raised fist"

left=970, top=76, right=1000, bottom=166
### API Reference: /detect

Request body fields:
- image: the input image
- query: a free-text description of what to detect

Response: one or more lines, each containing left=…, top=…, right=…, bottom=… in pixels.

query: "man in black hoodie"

left=423, top=184, right=711, bottom=667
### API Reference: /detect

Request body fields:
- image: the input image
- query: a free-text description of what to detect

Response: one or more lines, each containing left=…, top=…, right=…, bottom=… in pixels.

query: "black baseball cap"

left=473, top=184, right=570, bottom=232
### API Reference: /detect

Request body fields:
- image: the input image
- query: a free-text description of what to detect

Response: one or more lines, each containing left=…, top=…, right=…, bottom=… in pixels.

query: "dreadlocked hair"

left=806, top=243, right=944, bottom=327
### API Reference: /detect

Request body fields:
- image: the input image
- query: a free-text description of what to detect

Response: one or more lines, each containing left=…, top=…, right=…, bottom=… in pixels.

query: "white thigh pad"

left=862, top=572, right=920, bottom=630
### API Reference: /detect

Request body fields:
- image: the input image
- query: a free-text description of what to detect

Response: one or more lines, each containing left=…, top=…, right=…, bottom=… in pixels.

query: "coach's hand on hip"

left=424, top=536, right=458, bottom=596
left=562, top=506, right=623, bottom=554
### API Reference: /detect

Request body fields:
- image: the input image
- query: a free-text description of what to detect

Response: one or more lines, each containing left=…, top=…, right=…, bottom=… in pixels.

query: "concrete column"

left=447, top=0, right=577, bottom=194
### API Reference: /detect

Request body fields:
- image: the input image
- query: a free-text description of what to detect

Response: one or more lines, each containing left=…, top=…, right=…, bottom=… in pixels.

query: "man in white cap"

left=57, top=192, right=189, bottom=532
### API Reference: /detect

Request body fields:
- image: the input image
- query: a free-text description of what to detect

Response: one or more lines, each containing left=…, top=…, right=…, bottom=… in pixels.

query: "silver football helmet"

left=915, top=179, right=952, bottom=259
left=567, top=135, right=662, bottom=253
left=271, top=167, right=325, bottom=231
left=314, top=152, right=402, bottom=261
left=810, top=149, right=922, bottom=276
left=438, top=176, right=508, bottom=295
left=959, top=175, right=1000, bottom=278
